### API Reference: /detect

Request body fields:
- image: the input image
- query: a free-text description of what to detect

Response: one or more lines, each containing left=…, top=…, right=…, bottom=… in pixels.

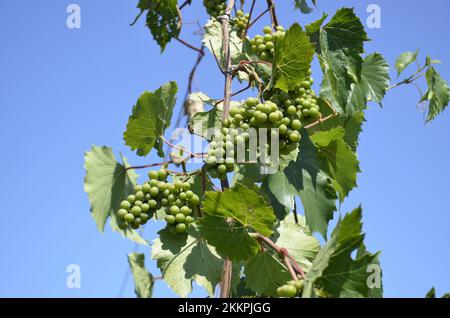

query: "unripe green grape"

left=185, top=190, right=194, bottom=198
left=161, top=198, right=169, bottom=206
left=131, top=222, right=140, bottom=230
left=276, top=25, right=285, bottom=32
left=175, top=213, right=186, bottom=223
left=309, top=107, right=319, bottom=118
left=291, top=119, right=302, bottom=130
left=234, top=113, right=243, bottom=122
left=149, top=179, right=158, bottom=187
left=179, top=192, right=187, bottom=200
left=169, top=205, right=180, bottom=215
left=120, top=200, right=131, bottom=210
left=260, top=52, right=268, bottom=60
left=135, top=191, right=144, bottom=201
left=118, top=222, right=128, bottom=230
left=180, top=206, right=191, bottom=215
left=148, top=170, right=159, bottom=179
left=163, top=189, right=170, bottom=197
left=185, top=216, right=195, bottom=224
left=140, top=213, right=149, bottom=224
left=284, top=99, right=293, bottom=107
left=127, top=195, right=136, bottom=204
left=217, top=164, right=227, bottom=174
left=294, top=280, right=304, bottom=291
left=134, top=200, right=143, bottom=207
left=265, top=41, right=274, bottom=50
left=257, top=44, right=266, bottom=52
left=124, top=213, right=135, bottom=223
left=263, top=34, right=272, bottom=42
left=131, top=206, right=142, bottom=216
left=263, top=26, right=272, bottom=34
left=190, top=195, right=200, bottom=205
left=279, top=124, right=288, bottom=135
left=158, top=169, right=167, bottom=180
left=289, top=131, right=301, bottom=142
left=148, top=199, right=157, bottom=208
left=246, top=97, right=258, bottom=107
left=269, top=112, right=280, bottom=122
left=255, top=38, right=264, bottom=45
left=182, top=182, right=190, bottom=191
left=165, top=215, right=176, bottom=224
left=150, top=187, right=159, bottom=196
left=257, top=113, right=268, bottom=123
left=287, top=105, right=297, bottom=116
left=134, top=185, right=142, bottom=192
left=302, top=109, right=310, bottom=117
left=229, top=106, right=240, bottom=117
left=118, top=209, right=128, bottom=219
left=175, top=199, right=184, bottom=207
left=176, top=223, right=187, bottom=233
left=141, top=203, right=150, bottom=212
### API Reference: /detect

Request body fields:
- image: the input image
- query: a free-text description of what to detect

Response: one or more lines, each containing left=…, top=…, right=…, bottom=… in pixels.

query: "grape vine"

left=84, top=0, right=450, bottom=299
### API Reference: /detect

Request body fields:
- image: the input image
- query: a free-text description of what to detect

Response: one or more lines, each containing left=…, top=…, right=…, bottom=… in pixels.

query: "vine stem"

left=252, top=233, right=305, bottom=279
left=242, top=0, right=256, bottom=39
left=266, top=0, right=279, bottom=27
left=218, top=0, right=236, bottom=299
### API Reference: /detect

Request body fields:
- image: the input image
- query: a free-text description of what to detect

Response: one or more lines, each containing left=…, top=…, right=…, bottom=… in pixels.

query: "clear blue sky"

left=0, top=0, right=449, bottom=298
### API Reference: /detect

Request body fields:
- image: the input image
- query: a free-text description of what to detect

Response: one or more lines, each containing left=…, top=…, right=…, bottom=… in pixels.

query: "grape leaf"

left=395, top=50, right=419, bottom=77
left=274, top=214, right=320, bottom=271
left=421, top=66, right=450, bottom=122
left=284, top=130, right=337, bottom=239
left=314, top=7, right=368, bottom=54
left=83, top=146, right=148, bottom=245
left=203, top=19, right=243, bottom=67
left=135, top=0, right=180, bottom=52
left=311, top=127, right=360, bottom=201
left=124, top=81, right=178, bottom=157
left=273, top=23, right=315, bottom=92
left=244, top=250, right=291, bottom=297
left=199, top=183, right=276, bottom=261
left=151, top=227, right=224, bottom=297
left=261, top=171, right=296, bottom=220
left=127, top=253, right=154, bottom=298
left=294, top=0, right=316, bottom=14
left=232, top=163, right=264, bottom=188
left=303, top=207, right=383, bottom=298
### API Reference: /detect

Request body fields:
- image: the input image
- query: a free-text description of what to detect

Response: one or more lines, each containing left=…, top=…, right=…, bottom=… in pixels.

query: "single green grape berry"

left=263, top=26, right=272, bottom=34
left=158, top=169, right=167, bottom=180
left=131, top=222, right=140, bottom=230
left=141, top=203, right=150, bottom=213
left=269, top=112, right=279, bottom=122
left=257, top=44, right=266, bottom=52
left=117, top=209, right=128, bottom=219
left=229, top=106, right=240, bottom=117
left=180, top=206, right=191, bottom=215
left=206, top=155, right=217, bottom=166
left=217, top=164, right=227, bottom=174
left=148, top=199, right=157, bottom=208
left=127, top=195, right=136, bottom=204
left=291, top=119, right=302, bottom=130
left=175, top=213, right=186, bottom=223
left=134, top=200, right=143, bottom=207
left=278, top=124, right=288, bottom=135
left=150, top=187, right=159, bottom=197
left=260, top=52, right=268, bottom=60
left=234, top=113, right=243, bottom=122
left=182, top=182, right=190, bottom=191
left=165, top=215, right=176, bottom=224
left=185, top=216, right=195, bottom=224
left=169, top=205, right=180, bottom=215
left=276, top=25, right=285, bottom=32
left=179, top=192, right=187, bottom=200
left=142, top=183, right=151, bottom=193
left=134, top=185, right=142, bottom=192
left=302, top=109, right=310, bottom=117
left=257, top=113, right=268, bottom=123
left=120, top=200, right=131, bottom=210
left=148, top=170, right=159, bottom=179
left=282, top=285, right=297, bottom=298
left=131, top=206, right=142, bottom=216
left=265, top=41, right=274, bottom=50
left=294, top=280, right=304, bottom=291
left=161, top=198, right=169, bottom=206
left=124, top=213, right=135, bottom=223
left=176, top=223, right=187, bottom=233
left=289, top=131, right=301, bottom=142
left=140, top=213, right=149, bottom=224
left=190, top=195, right=200, bottom=205
left=246, top=97, right=258, bottom=107
left=263, top=34, right=272, bottom=42
left=118, top=222, right=128, bottom=230
left=135, top=191, right=145, bottom=201
left=149, top=179, right=158, bottom=187
left=185, top=190, right=194, bottom=198
left=175, top=199, right=184, bottom=207
left=309, top=107, right=319, bottom=118
left=281, top=117, right=291, bottom=125
left=287, top=105, right=297, bottom=115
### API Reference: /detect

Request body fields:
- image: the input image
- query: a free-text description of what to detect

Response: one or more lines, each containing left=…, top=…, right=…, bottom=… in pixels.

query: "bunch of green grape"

left=116, top=169, right=200, bottom=234
left=204, top=128, right=246, bottom=180
left=203, top=0, right=226, bottom=17
left=233, top=10, right=249, bottom=37
left=276, top=280, right=304, bottom=298
left=265, top=70, right=321, bottom=124
left=249, top=25, right=285, bottom=61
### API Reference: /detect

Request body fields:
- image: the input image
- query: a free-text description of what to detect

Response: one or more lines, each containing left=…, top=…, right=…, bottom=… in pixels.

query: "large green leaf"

left=244, top=251, right=291, bottom=297
left=274, top=214, right=320, bottom=271
left=261, top=171, right=296, bottom=220
left=124, top=82, right=178, bottom=157
left=314, top=7, right=368, bottom=54
left=151, top=227, right=224, bottom=297
left=284, top=131, right=337, bottom=239
left=273, top=23, right=315, bottom=92
left=395, top=50, right=419, bottom=77
left=303, top=207, right=383, bottom=298
left=422, top=66, right=449, bottom=122
left=83, top=146, right=148, bottom=245
left=136, top=0, right=180, bottom=52
left=128, top=253, right=154, bottom=298
left=311, top=128, right=360, bottom=201
left=199, top=183, right=276, bottom=261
